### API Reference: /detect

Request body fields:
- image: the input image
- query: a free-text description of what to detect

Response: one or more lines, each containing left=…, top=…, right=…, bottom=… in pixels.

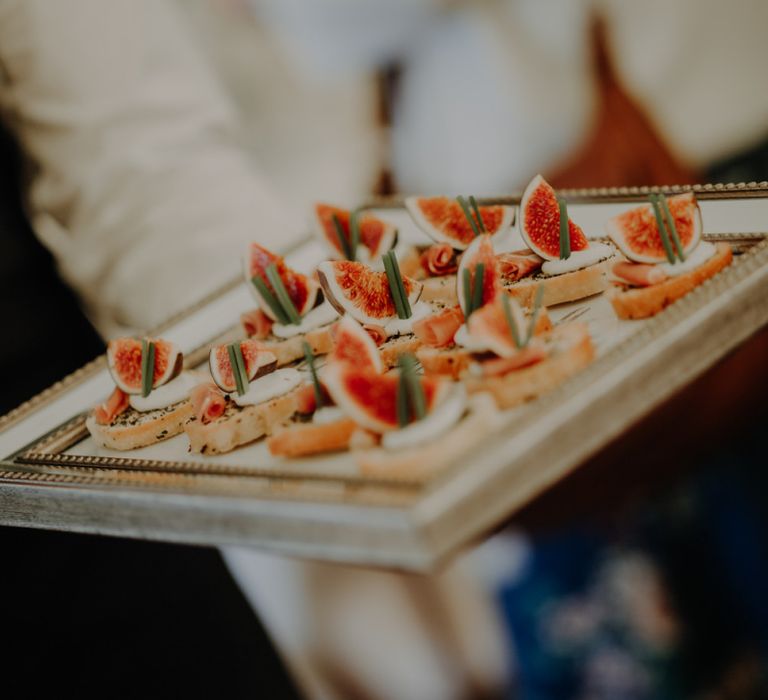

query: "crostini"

left=505, top=174, right=616, bottom=306
left=86, top=337, right=197, bottom=450
left=605, top=193, right=733, bottom=319
left=240, top=242, right=339, bottom=364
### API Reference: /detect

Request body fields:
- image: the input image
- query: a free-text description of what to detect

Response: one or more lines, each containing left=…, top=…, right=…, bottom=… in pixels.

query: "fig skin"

left=317, top=261, right=423, bottom=326
left=107, top=338, right=182, bottom=395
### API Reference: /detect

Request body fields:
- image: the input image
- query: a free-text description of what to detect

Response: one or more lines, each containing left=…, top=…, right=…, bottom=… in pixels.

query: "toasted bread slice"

left=185, top=385, right=305, bottom=455
left=464, top=322, right=594, bottom=408
left=355, top=393, right=501, bottom=480
left=260, top=325, right=335, bottom=366
left=267, top=417, right=358, bottom=457
left=608, top=242, right=732, bottom=320
left=86, top=401, right=194, bottom=451
left=420, top=275, right=458, bottom=305
left=505, top=257, right=615, bottom=307
left=378, top=334, right=424, bottom=368
left=417, top=308, right=553, bottom=379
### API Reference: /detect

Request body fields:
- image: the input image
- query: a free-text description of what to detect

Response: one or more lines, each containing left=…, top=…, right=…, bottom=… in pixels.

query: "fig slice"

left=313, top=203, right=397, bottom=260
left=107, top=338, right=182, bottom=395
left=322, top=362, right=451, bottom=433
left=243, top=243, right=320, bottom=321
left=330, top=316, right=384, bottom=373
left=209, top=340, right=277, bottom=393
left=519, top=174, right=589, bottom=260
left=317, top=260, right=423, bottom=325
left=605, top=192, right=702, bottom=264
left=456, top=233, right=501, bottom=316
left=405, top=196, right=515, bottom=251
left=467, top=296, right=537, bottom=359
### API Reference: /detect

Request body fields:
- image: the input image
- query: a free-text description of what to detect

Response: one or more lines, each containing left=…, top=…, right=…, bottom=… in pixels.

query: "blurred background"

left=1, top=0, right=767, bottom=698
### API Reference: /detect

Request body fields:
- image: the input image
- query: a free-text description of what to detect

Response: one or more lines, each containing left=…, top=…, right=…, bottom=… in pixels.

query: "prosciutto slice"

left=241, top=308, right=273, bottom=339
left=478, top=342, right=547, bottom=377
left=496, top=250, right=543, bottom=282
left=362, top=324, right=388, bottom=346
left=412, top=305, right=464, bottom=347
left=190, top=382, right=227, bottom=424
left=93, top=387, right=130, bottom=425
left=613, top=261, right=668, bottom=287
left=419, top=244, right=458, bottom=276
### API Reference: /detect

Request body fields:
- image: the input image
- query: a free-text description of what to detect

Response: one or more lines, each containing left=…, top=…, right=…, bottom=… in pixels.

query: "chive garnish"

left=525, top=284, right=545, bottom=345
left=349, top=209, right=361, bottom=262
left=462, top=267, right=473, bottom=323
left=557, top=196, right=571, bottom=260
left=383, top=250, right=412, bottom=319
left=140, top=339, right=155, bottom=398
left=659, top=194, right=685, bottom=262
left=302, top=341, right=324, bottom=409
left=402, top=354, right=426, bottom=420
left=456, top=196, right=481, bottom=238
left=227, top=344, right=245, bottom=396
left=232, top=342, right=250, bottom=394
left=471, top=263, right=485, bottom=316
left=392, top=254, right=411, bottom=319
left=463, top=263, right=487, bottom=321
left=396, top=354, right=426, bottom=426
left=502, top=295, right=523, bottom=349
left=396, top=368, right=410, bottom=428
left=266, top=263, right=302, bottom=325
left=649, top=195, right=676, bottom=264
left=382, top=252, right=405, bottom=319
left=332, top=213, right=354, bottom=261
left=251, top=275, right=290, bottom=324
left=469, top=196, right=486, bottom=233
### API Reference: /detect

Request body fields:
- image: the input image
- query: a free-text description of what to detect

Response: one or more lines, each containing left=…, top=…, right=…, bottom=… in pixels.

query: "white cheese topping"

left=657, top=241, right=715, bottom=277
left=233, top=368, right=302, bottom=407
left=384, top=301, right=433, bottom=337
left=541, top=242, right=613, bottom=276
left=382, top=387, right=467, bottom=450
left=313, top=406, right=346, bottom=425
left=272, top=300, right=339, bottom=339
left=129, top=372, right=197, bottom=412
left=453, top=325, right=492, bottom=353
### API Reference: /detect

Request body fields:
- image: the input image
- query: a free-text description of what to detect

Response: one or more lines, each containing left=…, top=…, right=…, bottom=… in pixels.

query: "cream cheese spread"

left=541, top=242, right=613, bottom=276
left=129, top=372, right=198, bottom=412
left=658, top=241, right=715, bottom=277
left=382, top=387, right=467, bottom=450
left=233, top=368, right=302, bottom=407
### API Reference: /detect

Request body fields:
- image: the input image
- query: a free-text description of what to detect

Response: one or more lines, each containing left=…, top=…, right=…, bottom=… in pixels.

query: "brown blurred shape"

left=550, top=19, right=699, bottom=190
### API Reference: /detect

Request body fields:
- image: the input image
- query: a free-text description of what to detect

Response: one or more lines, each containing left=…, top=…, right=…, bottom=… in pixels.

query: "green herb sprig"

left=557, top=196, right=571, bottom=260
left=332, top=213, right=357, bottom=261
left=456, top=195, right=484, bottom=238
left=252, top=264, right=302, bottom=325
left=140, top=339, right=156, bottom=398
left=382, top=250, right=412, bottom=319
left=649, top=195, right=676, bottom=264
left=501, top=284, right=544, bottom=349
left=396, top=354, right=427, bottom=427
left=227, top=342, right=250, bottom=396
left=462, top=263, right=486, bottom=321
left=302, top=341, right=324, bottom=409
left=349, top=209, right=361, bottom=261
left=658, top=194, right=686, bottom=262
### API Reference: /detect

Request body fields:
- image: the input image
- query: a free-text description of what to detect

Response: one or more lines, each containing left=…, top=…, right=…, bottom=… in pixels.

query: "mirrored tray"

left=1, top=183, right=767, bottom=570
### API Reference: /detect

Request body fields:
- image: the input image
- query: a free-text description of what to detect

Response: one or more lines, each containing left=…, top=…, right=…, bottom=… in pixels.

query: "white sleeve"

left=0, top=0, right=303, bottom=335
